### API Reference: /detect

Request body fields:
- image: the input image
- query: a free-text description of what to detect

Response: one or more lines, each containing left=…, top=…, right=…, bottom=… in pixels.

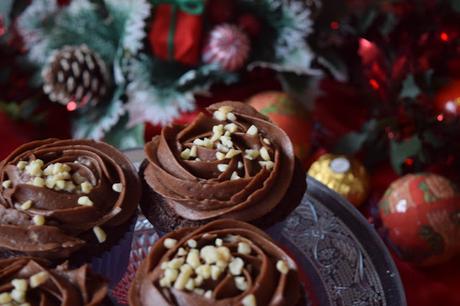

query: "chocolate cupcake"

left=128, top=219, right=304, bottom=306
left=0, top=257, right=110, bottom=305
left=141, top=101, right=306, bottom=233
left=0, top=139, right=141, bottom=259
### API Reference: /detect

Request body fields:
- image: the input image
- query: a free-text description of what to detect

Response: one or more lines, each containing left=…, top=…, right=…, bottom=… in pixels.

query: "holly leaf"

left=103, top=114, right=144, bottom=150
left=0, top=0, right=15, bottom=31
left=422, top=130, right=444, bottom=148
left=400, top=74, right=421, bottom=99
left=390, top=136, right=422, bottom=173
left=334, top=119, right=379, bottom=154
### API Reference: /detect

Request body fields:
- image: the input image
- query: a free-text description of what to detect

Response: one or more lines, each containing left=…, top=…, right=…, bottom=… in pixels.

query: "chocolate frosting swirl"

left=0, top=257, right=109, bottom=305
left=0, top=139, right=141, bottom=258
left=143, top=101, right=297, bottom=222
left=129, top=219, right=302, bottom=306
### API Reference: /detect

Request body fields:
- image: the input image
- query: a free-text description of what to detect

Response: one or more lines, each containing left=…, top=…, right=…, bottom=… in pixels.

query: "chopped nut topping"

left=186, top=249, right=201, bottom=268
left=276, top=260, right=289, bottom=274
left=31, top=177, right=45, bottom=188
left=185, top=279, right=195, bottom=290
left=237, top=242, right=251, bottom=255
left=164, top=268, right=179, bottom=283
left=180, top=148, right=191, bottom=160
left=219, top=135, right=233, bottom=148
left=259, top=161, right=274, bottom=170
left=216, top=152, right=226, bottom=160
left=190, top=146, right=198, bottom=158
left=177, top=247, right=187, bottom=256
left=20, top=200, right=33, bottom=211
left=215, top=238, right=223, bottom=246
left=211, top=125, right=224, bottom=142
left=225, top=149, right=241, bottom=159
left=30, top=271, right=49, bottom=288
left=229, top=257, right=244, bottom=275
left=204, top=290, right=213, bottom=299
left=32, top=215, right=45, bottom=226
left=195, top=264, right=211, bottom=279
left=81, top=181, right=93, bottom=193
left=259, top=147, right=271, bottom=161
left=235, top=276, right=248, bottom=291
left=194, top=276, right=204, bottom=287
left=168, top=258, right=185, bottom=269
left=193, top=138, right=204, bottom=146
left=93, top=226, right=107, bottom=243
left=224, top=123, right=238, bottom=133
left=238, top=161, right=243, bottom=169
left=216, top=144, right=230, bottom=153
left=174, top=265, right=193, bottom=290
left=112, top=183, right=123, bottom=193
left=230, top=172, right=240, bottom=180
left=218, top=106, right=234, bottom=113
left=246, top=125, right=258, bottom=136
left=200, top=245, right=219, bottom=264
left=217, top=164, right=228, bottom=172
left=0, top=292, right=12, bottom=304
left=242, top=294, right=257, bottom=306
left=16, top=161, right=28, bottom=170
left=11, top=289, right=26, bottom=303
left=77, top=196, right=94, bottom=206
left=164, top=238, right=178, bottom=249
left=55, top=180, right=65, bottom=190
left=11, top=279, right=28, bottom=292
left=226, top=112, right=237, bottom=121
left=263, top=138, right=271, bottom=145
left=244, top=149, right=259, bottom=160
left=194, top=288, right=205, bottom=295
left=211, top=265, right=222, bottom=280
left=2, top=180, right=12, bottom=189
left=213, top=110, right=227, bottom=121
left=25, top=160, right=44, bottom=176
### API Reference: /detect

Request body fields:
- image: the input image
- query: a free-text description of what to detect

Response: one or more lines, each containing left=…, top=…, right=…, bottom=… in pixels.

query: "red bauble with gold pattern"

left=435, top=80, right=460, bottom=117
left=379, top=173, right=460, bottom=266
left=247, top=91, right=311, bottom=164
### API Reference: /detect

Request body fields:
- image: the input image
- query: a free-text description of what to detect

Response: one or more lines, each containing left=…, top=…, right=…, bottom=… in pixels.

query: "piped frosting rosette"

left=0, top=139, right=140, bottom=259
left=0, top=257, right=109, bottom=305
left=143, top=101, right=300, bottom=224
left=129, top=219, right=302, bottom=306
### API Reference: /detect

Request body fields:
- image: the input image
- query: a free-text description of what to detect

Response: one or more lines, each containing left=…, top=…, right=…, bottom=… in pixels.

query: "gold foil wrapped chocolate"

left=308, top=154, right=369, bottom=207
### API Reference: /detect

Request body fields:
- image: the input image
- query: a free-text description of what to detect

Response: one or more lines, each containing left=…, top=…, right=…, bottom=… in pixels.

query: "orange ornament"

left=247, top=91, right=311, bottom=164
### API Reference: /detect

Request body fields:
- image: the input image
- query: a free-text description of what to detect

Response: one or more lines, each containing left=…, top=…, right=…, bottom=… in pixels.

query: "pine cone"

left=42, top=45, right=110, bottom=107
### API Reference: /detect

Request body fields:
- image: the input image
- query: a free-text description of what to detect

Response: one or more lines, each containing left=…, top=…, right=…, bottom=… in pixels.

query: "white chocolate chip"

left=16, top=161, right=28, bottom=170
left=81, top=181, right=93, bottom=193
left=246, top=125, right=258, bottom=136
left=186, top=249, right=201, bottom=268
left=45, top=176, right=56, bottom=189
left=78, top=196, right=94, bottom=206
left=218, top=106, right=234, bottom=113
left=2, top=180, right=12, bottom=189
left=195, top=264, right=211, bottom=279
left=194, top=288, right=205, bottom=295
left=242, top=294, right=257, bottom=306
left=230, top=171, right=240, bottom=180
left=259, top=147, right=271, bottom=161
left=180, top=148, right=191, bottom=160
left=54, top=171, right=71, bottom=180
left=238, top=161, right=243, bottom=169
left=190, top=146, right=198, bottom=158
left=164, top=238, right=178, bottom=249
left=224, top=123, right=238, bottom=133
left=213, top=110, right=227, bottom=121
left=0, top=293, right=12, bottom=304
left=217, top=144, right=229, bottom=153
left=238, top=242, right=251, bottom=255
left=112, top=183, right=123, bottom=193
left=193, top=138, right=204, bottom=146
left=164, top=268, right=179, bottom=283
left=225, top=149, right=241, bottom=159
left=31, top=177, right=45, bottom=188
left=187, top=239, right=197, bottom=248
left=263, top=138, right=271, bottom=145
left=211, top=124, right=224, bottom=142
left=30, top=271, right=49, bottom=288
left=194, top=276, right=204, bottom=287
left=64, top=181, right=76, bottom=192
left=185, top=278, right=195, bottom=291
left=25, top=160, right=43, bottom=176
left=216, top=152, right=226, bottom=160
left=259, top=161, right=274, bottom=170
left=33, top=215, right=45, bottom=226
left=202, top=138, right=213, bottom=149
left=55, top=179, right=65, bottom=190
left=168, top=258, right=185, bottom=269
left=177, top=247, right=187, bottom=256
left=174, top=265, right=193, bottom=290
left=244, top=149, right=259, bottom=160
left=11, top=279, right=28, bottom=292
left=93, top=226, right=107, bottom=243
left=276, top=260, right=289, bottom=274
left=216, top=246, right=232, bottom=261
left=215, top=238, right=223, bottom=246
left=211, top=265, right=222, bottom=280
left=219, top=135, right=233, bottom=148
left=217, top=164, right=228, bottom=172
left=235, top=276, right=248, bottom=291
left=229, top=257, right=244, bottom=275
left=159, top=277, right=171, bottom=288
left=204, top=290, right=213, bottom=299
left=20, top=200, right=33, bottom=211
left=226, top=112, right=237, bottom=121
left=200, top=245, right=219, bottom=264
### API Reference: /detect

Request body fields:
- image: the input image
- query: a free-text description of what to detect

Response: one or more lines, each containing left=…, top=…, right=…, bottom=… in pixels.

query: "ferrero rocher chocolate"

left=308, top=154, right=369, bottom=207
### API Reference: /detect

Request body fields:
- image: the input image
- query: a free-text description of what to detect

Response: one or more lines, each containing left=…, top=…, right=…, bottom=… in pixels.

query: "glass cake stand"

left=103, top=149, right=406, bottom=306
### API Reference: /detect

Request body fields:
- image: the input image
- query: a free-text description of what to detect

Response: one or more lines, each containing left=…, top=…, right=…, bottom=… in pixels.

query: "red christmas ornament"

left=237, top=13, right=262, bottom=37
left=379, top=173, right=460, bottom=266
left=435, top=80, right=460, bottom=118
left=206, top=0, right=236, bottom=24
left=202, top=24, right=250, bottom=72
